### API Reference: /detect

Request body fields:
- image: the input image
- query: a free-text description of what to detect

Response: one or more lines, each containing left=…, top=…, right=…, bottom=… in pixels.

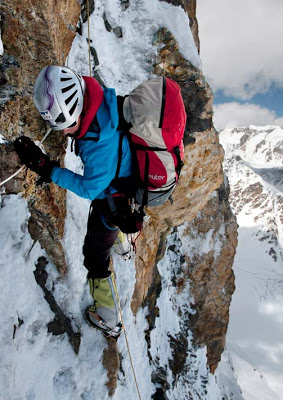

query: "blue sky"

left=214, top=85, right=283, bottom=118
left=197, top=0, right=283, bottom=130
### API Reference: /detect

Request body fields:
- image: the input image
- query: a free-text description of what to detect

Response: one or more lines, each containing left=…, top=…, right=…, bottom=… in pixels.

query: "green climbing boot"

left=85, top=273, right=123, bottom=337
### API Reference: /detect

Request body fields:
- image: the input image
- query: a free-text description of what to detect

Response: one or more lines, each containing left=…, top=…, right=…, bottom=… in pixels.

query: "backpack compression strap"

left=174, top=146, right=184, bottom=178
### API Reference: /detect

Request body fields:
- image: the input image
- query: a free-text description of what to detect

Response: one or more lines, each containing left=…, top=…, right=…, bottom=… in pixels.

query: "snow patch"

left=0, top=27, right=3, bottom=56
left=0, top=133, right=7, bottom=144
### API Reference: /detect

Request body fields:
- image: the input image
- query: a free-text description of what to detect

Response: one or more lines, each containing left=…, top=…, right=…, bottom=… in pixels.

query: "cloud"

left=198, top=0, right=283, bottom=99
left=213, top=102, right=283, bottom=131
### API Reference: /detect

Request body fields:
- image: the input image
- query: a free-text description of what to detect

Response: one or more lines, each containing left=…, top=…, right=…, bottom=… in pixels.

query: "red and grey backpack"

left=117, top=76, right=186, bottom=207
left=109, top=76, right=186, bottom=233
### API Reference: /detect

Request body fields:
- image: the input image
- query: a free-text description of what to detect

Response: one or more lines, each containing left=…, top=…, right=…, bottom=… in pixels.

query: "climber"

left=14, top=65, right=137, bottom=338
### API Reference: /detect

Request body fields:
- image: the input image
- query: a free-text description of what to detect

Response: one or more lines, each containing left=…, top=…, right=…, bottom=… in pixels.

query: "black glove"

left=14, top=136, right=59, bottom=183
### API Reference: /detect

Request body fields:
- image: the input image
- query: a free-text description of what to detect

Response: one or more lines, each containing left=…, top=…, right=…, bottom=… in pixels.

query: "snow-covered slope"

left=0, top=149, right=236, bottom=400
left=219, top=126, right=283, bottom=400
left=0, top=192, right=237, bottom=400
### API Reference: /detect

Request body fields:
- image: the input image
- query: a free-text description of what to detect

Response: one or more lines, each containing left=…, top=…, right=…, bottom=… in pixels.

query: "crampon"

left=85, top=306, right=123, bottom=339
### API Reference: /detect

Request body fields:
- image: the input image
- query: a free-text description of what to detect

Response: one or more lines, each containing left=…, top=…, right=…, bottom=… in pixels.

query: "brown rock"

left=26, top=179, right=67, bottom=274
left=185, top=186, right=237, bottom=372
left=0, top=142, right=24, bottom=194
left=102, top=337, right=120, bottom=397
left=0, top=0, right=80, bottom=272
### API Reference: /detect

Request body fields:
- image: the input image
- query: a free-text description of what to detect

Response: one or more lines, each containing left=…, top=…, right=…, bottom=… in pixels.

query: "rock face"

left=0, top=0, right=80, bottom=272
left=0, top=141, right=24, bottom=194
left=184, top=185, right=237, bottom=372
left=0, top=0, right=237, bottom=392
left=131, top=27, right=237, bottom=375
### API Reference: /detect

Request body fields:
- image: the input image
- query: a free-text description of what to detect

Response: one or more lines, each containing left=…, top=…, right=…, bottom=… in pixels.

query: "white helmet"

left=33, top=66, right=86, bottom=130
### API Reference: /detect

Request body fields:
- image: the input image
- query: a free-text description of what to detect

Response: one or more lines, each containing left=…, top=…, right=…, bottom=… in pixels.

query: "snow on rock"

left=68, top=0, right=201, bottom=92
left=149, top=226, right=227, bottom=400
left=0, top=134, right=7, bottom=144
left=0, top=27, right=3, bottom=56
left=220, top=126, right=283, bottom=249
left=219, top=126, right=283, bottom=400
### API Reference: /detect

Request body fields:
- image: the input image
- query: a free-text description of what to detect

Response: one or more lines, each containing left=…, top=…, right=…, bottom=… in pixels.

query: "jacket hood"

left=75, top=76, right=104, bottom=139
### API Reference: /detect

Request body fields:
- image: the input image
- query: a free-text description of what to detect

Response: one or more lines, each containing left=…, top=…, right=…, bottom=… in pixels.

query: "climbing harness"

left=0, top=128, right=52, bottom=188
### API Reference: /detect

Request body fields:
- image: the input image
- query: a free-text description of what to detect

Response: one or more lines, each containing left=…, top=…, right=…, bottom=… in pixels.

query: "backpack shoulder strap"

left=114, top=130, right=127, bottom=181
left=159, top=76, right=166, bottom=128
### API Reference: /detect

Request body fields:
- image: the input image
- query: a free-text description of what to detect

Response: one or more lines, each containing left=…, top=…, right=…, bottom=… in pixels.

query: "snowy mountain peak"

left=220, top=125, right=283, bottom=399
left=223, top=126, right=283, bottom=166
left=221, top=127, right=283, bottom=260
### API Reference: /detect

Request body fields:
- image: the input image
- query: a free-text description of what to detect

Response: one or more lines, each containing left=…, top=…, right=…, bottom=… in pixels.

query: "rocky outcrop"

left=0, top=140, right=24, bottom=194
left=102, top=337, right=120, bottom=397
left=160, top=0, right=200, bottom=52
left=34, top=257, right=81, bottom=354
left=185, top=184, right=237, bottom=372
left=0, top=0, right=80, bottom=272
left=131, top=27, right=237, bottom=375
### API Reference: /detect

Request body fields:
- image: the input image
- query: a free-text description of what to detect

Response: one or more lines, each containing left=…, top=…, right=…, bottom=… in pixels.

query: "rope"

left=0, top=128, right=52, bottom=188
left=112, top=271, right=142, bottom=400
left=86, top=0, right=92, bottom=77
left=0, top=165, right=25, bottom=187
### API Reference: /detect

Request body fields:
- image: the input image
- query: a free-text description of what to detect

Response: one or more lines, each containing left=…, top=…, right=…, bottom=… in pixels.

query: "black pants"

left=83, top=200, right=119, bottom=279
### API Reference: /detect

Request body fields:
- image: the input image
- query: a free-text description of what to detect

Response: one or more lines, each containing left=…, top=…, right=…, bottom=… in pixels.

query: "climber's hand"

left=14, top=136, right=59, bottom=183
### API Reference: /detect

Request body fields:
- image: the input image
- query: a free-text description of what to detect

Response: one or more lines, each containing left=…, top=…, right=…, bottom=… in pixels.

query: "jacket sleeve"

left=50, top=164, right=113, bottom=200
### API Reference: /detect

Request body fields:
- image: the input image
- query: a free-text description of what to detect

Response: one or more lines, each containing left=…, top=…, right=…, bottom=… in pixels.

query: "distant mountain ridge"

left=221, top=126, right=283, bottom=263
left=219, top=126, right=283, bottom=399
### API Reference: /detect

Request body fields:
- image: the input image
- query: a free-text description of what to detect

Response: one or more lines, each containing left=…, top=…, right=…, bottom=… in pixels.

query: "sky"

left=197, top=0, right=283, bottom=131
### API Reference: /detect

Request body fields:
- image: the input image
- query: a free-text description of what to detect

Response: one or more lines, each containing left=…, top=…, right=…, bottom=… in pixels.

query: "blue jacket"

left=51, top=88, right=132, bottom=200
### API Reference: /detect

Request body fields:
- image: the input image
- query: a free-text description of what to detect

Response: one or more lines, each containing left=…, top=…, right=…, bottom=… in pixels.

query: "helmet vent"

left=55, top=112, right=66, bottom=124
left=60, top=77, right=72, bottom=82
left=62, top=83, right=76, bottom=93
left=69, top=99, right=79, bottom=116
left=62, top=70, right=68, bottom=74
left=65, top=90, right=77, bottom=105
